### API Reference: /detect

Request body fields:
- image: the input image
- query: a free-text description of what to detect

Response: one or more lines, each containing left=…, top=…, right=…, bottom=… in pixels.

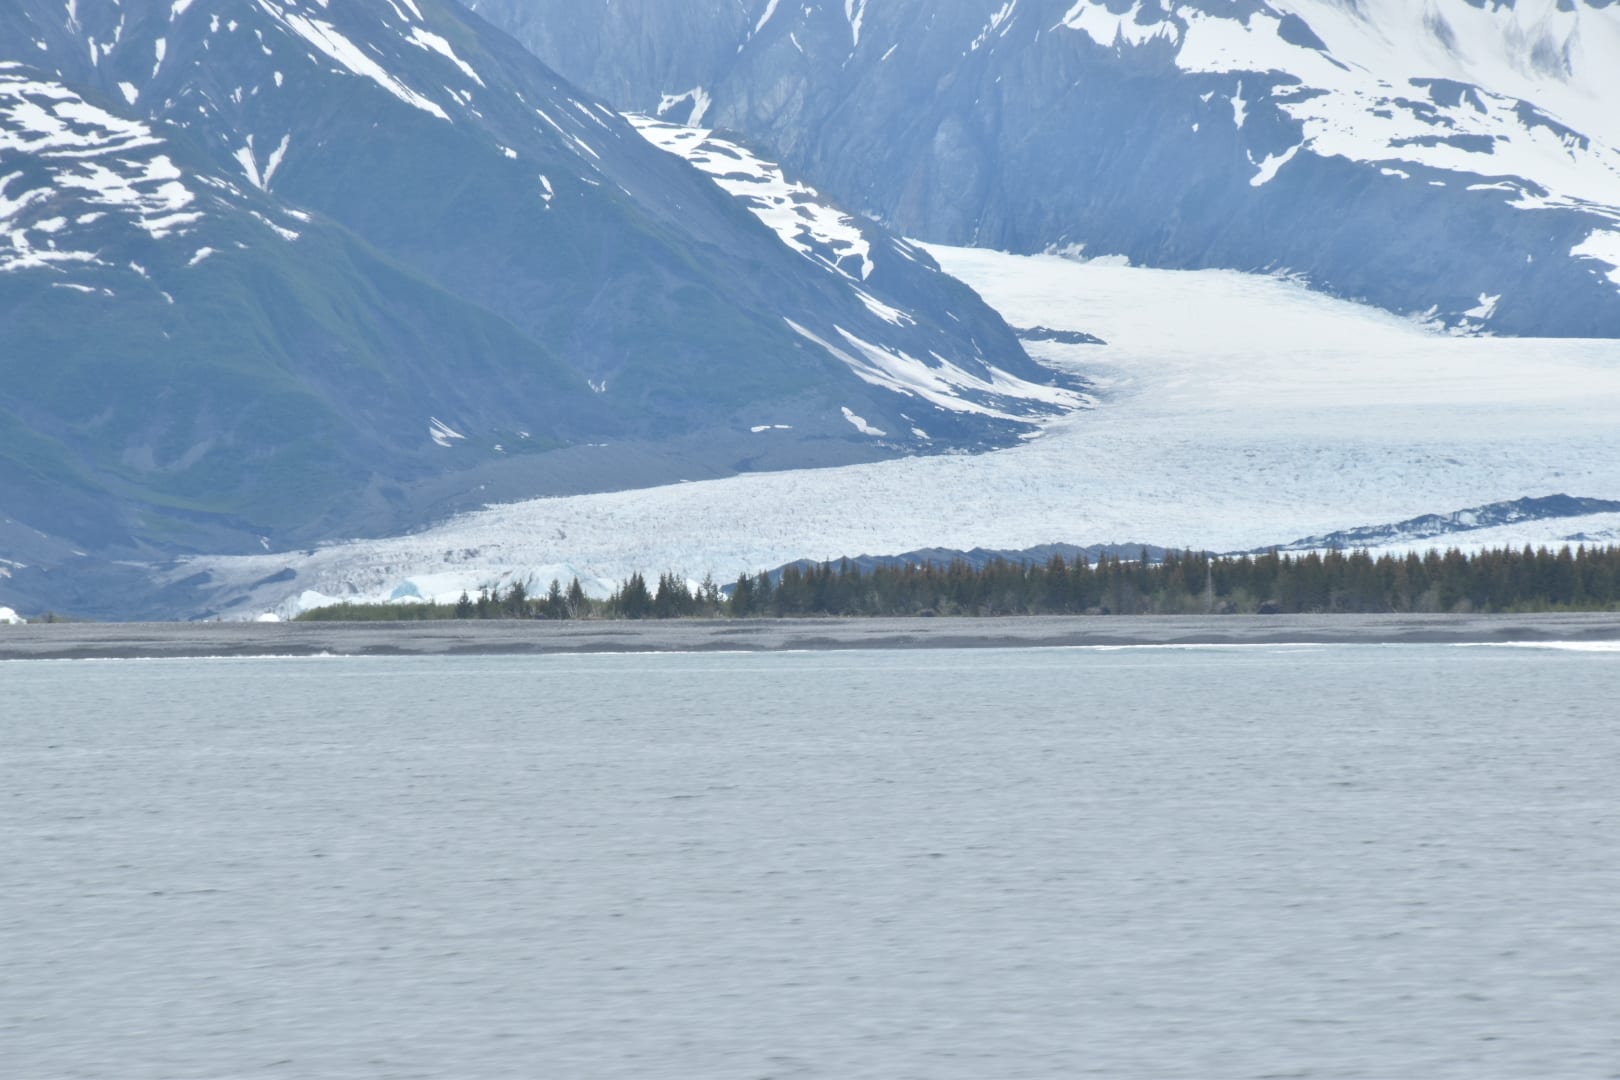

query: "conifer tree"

left=752, top=571, right=775, bottom=613
left=617, top=572, right=653, bottom=619
left=654, top=572, right=695, bottom=618
left=697, top=572, right=723, bottom=615
left=730, top=573, right=755, bottom=616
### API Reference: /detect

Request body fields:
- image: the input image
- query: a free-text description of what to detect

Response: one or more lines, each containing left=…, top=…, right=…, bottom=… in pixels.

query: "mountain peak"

left=2, top=0, right=1079, bottom=594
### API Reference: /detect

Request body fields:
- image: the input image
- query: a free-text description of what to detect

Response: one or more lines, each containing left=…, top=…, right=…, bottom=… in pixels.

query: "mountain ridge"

left=470, top=0, right=1620, bottom=336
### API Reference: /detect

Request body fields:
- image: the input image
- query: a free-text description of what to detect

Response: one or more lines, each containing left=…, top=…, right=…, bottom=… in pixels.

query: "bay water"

left=3, top=644, right=1617, bottom=1079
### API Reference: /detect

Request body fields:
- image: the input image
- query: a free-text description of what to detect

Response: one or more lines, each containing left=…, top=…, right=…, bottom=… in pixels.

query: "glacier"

left=178, top=245, right=1620, bottom=619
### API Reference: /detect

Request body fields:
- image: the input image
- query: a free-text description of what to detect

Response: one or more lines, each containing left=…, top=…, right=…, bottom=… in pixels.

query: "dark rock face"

left=1, top=0, right=1072, bottom=599
left=471, top=0, right=1620, bottom=337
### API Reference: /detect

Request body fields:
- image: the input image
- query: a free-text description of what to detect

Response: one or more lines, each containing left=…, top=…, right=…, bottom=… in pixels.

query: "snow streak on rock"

left=630, top=114, right=874, bottom=280
left=844, top=0, right=867, bottom=48
left=254, top=0, right=451, bottom=120
left=786, top=319, right=1078, bottom=422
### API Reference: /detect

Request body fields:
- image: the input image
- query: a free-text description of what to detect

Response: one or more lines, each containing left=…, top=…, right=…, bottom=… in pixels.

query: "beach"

left=5, top=612, right=1620, bottom=661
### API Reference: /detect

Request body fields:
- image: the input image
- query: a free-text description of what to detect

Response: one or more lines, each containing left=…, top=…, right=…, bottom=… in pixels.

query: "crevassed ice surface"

left=3, top=646, right=1618, bottom=1079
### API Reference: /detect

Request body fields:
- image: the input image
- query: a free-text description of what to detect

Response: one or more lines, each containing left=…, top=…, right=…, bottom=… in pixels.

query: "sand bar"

left=4, top=613, right=1620, bottom=661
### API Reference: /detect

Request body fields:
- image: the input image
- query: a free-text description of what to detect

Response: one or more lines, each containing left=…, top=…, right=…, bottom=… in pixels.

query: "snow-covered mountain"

left=0, top=0, right=1077, bottom=606
left=473, top=0, right=1620, bottom=336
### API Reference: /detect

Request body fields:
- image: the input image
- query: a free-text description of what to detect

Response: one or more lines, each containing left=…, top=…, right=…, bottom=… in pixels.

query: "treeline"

left=298, top=573, right=725, bottom=622
left=296, top=544, right=1620, bottom=621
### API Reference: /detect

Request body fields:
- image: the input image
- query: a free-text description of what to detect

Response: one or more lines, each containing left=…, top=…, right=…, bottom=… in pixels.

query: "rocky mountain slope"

left=0, top=0, right=1074, bottom=590
left=472, top=0, right=1620, bottom=336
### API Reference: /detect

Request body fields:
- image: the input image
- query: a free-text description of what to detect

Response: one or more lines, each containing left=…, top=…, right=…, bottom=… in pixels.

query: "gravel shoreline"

left=4, top=613, right=1620, bottom=661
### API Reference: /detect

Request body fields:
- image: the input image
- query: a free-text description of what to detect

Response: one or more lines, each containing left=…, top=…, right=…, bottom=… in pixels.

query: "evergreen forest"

left=294, top=544, right=1620, bottom=621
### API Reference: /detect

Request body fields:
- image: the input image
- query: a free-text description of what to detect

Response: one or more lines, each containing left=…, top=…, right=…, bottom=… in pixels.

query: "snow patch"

left=1572, top=229, right=1620, bottom=289
left=754, top=0, right=781, bottom=36
left=1057, top=1, right=1180, bottom=48
left=841, top=406, right=885, bottom=437
left=852, top=287, right=913, bottom=326
left=250, top=210, right=299, bottom=242
left=256, top=2, right=450, bottom=121
left=1249, top=144, right=1300, bottom=186
left=406, top=27, right=485, bottom=87
left=0, top=71, right=205, bottom=256
left=845, top=0, right=868, bottom=48
left=972, top=2, right=1020, bottom=52
left=533, top=108, right=598, bottom=159
left=655, top=86, right=712, bottom=127
left=786, top=319, right=1081, bottom=421
left=232, top=144, right=263, bottom=188
left=261, top=133, right=290, bottom=187
left=429, top=416, right=466, bottom=448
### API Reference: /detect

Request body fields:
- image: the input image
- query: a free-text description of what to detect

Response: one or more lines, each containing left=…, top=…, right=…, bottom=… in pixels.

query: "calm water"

left=3, top=645, right=1618, bottom=1079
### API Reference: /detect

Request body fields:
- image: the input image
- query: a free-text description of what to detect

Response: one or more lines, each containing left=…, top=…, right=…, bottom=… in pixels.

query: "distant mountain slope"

left=1262, top=495, right=1620, bottom=554
left=472, top=0, right=1620, bottom=336
left=0, top=0, right=1072, bottom=577
left=625, top=115, right=1082, bottom=421
left=763, top=542, right=1174, bottom=583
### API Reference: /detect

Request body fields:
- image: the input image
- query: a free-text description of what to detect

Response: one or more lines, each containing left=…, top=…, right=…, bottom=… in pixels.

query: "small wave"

left=1060, top=643, right=1333, bottom=652
left=1455, top=641, right=1620, bottom=653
